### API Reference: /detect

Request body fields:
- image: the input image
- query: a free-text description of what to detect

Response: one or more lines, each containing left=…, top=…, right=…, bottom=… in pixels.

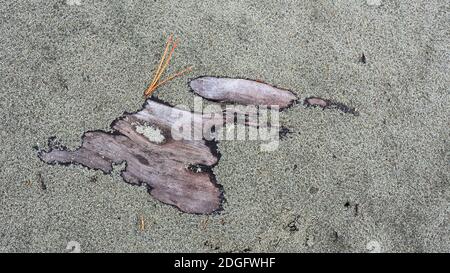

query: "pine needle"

left=144, top=34, right=193, bottom=98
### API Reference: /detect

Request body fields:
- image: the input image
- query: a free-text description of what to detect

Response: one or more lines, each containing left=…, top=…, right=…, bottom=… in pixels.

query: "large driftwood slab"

left=189, top=77, right=298, bottom=109
left=39, top=100, right=226, bottom=214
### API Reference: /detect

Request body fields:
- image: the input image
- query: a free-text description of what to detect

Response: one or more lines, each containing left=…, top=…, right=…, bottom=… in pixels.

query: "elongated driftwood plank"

left=189, top=77, right=298, bottom=108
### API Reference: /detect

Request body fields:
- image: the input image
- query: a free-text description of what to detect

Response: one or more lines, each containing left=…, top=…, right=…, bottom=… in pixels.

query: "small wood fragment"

left=139, top=215, right=145, bottom=231
left=304, top=97, right=359, bottom=116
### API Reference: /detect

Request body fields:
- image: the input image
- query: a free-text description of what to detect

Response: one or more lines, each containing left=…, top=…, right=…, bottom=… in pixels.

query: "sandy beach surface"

left=0, top=0, right=448, bottom=252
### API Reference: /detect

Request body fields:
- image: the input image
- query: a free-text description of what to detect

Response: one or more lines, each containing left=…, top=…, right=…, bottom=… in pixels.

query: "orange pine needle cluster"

left=144, top=34, right=193, bottom=98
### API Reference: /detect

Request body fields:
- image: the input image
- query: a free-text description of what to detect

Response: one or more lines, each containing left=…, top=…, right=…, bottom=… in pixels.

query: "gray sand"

left=0, top=0, right=449, bottom=253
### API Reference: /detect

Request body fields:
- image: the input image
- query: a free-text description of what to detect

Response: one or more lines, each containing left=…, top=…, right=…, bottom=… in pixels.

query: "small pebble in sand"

left=367, top=0, right=382, bottom=6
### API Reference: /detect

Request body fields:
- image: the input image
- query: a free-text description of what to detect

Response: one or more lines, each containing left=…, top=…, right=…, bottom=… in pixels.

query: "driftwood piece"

left=189, top=77, right=298, bottom=109
left=304, top=97, right=359, bottom=116
left=39, top=100, right=230, bottom=214
left=39, top=76, right=357, bottom=214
